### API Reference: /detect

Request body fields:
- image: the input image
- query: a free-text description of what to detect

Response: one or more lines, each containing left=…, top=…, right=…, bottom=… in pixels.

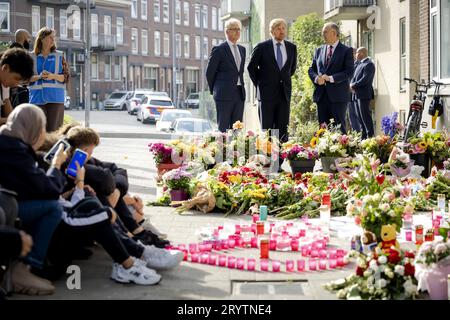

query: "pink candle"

left=198, top=244, right=206, bottom=252
left=337, top=257, right=345, bottom=267
left=236, top=238, right=244, bottom=247
left=213, top=241, right=222, bottom=251
left=328, top=249, right=337, bottom=259
left=319, top=250, right=328, bottom=259
left=297, top=259, right=305, bottom=271
left=209, top=254, right=217, bottom=266
left=182, top=250, right=188, bottom=261
left=272, top=260, right=281, bottom=272
left=189, top=243, right=198, bottom=254
left=336, top=249, right=345, bottom=257
left=301, top=245, right=309, bottom=257
left=237, top=257, right=245, bottom=270
left=329, top=259, right=337, bottom=269
left=227, top=256, right=236, bottom=269
left=299, top=229, right=306, bottom=237
left=220, top=240, right=228, bottom=250
left=311, top=250, right=319, bottom=258
left=247, top=258, right=256, bottom=271
left=252, top=214, right=259, bottom=223
left=260, top=259, right=269, bottom=271
left=319, top=259, right=327, bottom=270
left=200, top=253, right=209, bottom=264
left=218, top=255, right=227, bottom=267
left=405, top=230, right=413, bottom=242
left=191, top=253, right=199, bottom=263
left=286, top=260, right=295, bottom=272
left=228, top=238, right=236, bottom=249
left=309, top=259, right=317, bottom=271
left=235, top=224, right=241, bottom=234
left=251, top=223, right=257, bottom=234
left=251, top=237, right=258, bottom=248
left=269, top=239, right=277, bottom=251
left=205, top=243, right=213, bottom=252
left=291, top=239, right=299, bottom=251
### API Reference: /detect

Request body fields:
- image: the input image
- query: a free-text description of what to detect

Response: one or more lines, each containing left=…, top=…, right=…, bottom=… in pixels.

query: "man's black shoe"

left=134, top=230, right=170, bottom=248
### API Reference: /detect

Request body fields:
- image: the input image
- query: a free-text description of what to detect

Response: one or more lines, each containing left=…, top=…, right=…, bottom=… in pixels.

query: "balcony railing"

left=29, top=0, right=96, bottom=8
left=220, top=0, right=251, bottom=20
left=325, top=0, right=375, bottom=13
left=91, top=34, right=116, bottom=51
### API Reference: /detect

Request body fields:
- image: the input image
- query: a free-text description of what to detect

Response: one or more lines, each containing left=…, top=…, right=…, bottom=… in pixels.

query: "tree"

left=289, top=13, right=325, bottom=139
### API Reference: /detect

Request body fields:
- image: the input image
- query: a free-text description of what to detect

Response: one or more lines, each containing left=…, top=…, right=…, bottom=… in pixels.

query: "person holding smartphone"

left=0, top=104, right=66, bottom=295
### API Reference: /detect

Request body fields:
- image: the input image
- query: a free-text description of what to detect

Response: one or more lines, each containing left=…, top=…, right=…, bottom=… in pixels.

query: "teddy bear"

left=378, top=224, right=400, bottom=253
left=362, top=230, right=377, bottom=254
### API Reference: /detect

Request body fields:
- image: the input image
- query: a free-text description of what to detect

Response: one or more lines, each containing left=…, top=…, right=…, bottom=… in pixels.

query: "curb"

left=98, top=132, right=184, bottom=139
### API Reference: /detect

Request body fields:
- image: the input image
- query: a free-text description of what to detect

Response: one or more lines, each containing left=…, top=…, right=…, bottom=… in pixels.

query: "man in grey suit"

left=350, top=47, right=375, bottom=139
left=206, top=18, right=246, bottom=132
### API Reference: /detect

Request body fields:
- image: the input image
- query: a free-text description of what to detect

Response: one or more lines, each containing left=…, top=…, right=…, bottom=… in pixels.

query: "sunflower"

left=310, top=137, right=318, bottom=148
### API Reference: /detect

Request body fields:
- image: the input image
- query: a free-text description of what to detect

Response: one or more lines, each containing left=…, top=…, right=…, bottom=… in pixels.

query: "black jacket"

left=0, top=135, right=66, bottom=201
left=247, top=39, right=297, bottom=102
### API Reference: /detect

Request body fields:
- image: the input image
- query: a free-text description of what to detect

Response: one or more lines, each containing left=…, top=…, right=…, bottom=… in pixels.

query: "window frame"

left=60, top=9, right=68, bottom=39
left=131, top=27, right=138, bottom=54
left=183, top=1, right=189, bottom=26
left=175, top=0, right=181, bottom=25
left=184, top=34, right=190, bottom=59
left=46, top=7, right=54, bottom=30
left=430, top=0, right=450, bottom=82
left=164, top=31, right=170, bottom=57
left=399, top=18, right=407, bottom=91
left=163, top=0, right=169, bottom=24
left=154, top=30, right=161, bottom=56
left=141, top=0, right=148, bottom=20
left=154, top=0, right=160, bottom=22
left=0, top=2, right=9, bottom=33
left=141, top=29, right=148, bottom=55
left=104, top=55, right=111, bottom=80
left=116, top=17, right=124, bottom=45
left=91, top=13, right=98, bottom=47
left=32, top=5, right=40, bottom=36
left=131, top=0, right=138, bottom=19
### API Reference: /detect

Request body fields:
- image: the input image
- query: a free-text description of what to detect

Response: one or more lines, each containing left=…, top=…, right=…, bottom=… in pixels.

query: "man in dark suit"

left=308, top=22, right=354, bottom=133
left=206, top=18, right=246, bottom=132
left=247, top=19, right=297, bottom=144
left=348, top=48, right=361, bottom=133
left=351, top=47, right=375, bottom=139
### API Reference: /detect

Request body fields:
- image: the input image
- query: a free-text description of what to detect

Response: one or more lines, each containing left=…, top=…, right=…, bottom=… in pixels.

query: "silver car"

left=103, top=91, right=131, bottom=111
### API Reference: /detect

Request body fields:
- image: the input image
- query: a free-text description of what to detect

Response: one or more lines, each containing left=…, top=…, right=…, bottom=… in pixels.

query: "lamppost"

left=171, top=0, right=177, bottom=107
left=84, top=0, right=91, bottom=127
left=200, top=0, right=205, bottom=94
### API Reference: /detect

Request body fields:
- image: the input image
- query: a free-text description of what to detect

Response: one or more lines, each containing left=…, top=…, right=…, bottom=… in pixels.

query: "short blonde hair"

left=225, top=18, right=242, bottom=32
left=269, top=18, right=287, bottom=33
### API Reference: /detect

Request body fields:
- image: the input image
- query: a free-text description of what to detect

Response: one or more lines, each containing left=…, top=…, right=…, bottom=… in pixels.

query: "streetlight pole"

left=171, top=0, right=177, bottom=107
left=84, top=0, right=91, bottom=127
left=200, top=0, right=205, bottom=94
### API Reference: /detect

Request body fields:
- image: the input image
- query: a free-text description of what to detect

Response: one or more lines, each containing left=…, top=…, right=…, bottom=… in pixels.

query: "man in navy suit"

left=206, top=18, right=246, bottom=132
left=350, top=47, right=375, bottom=139
left=247, top=18, right=297, bottom=145
left=308, top=22, right=354, bottom=133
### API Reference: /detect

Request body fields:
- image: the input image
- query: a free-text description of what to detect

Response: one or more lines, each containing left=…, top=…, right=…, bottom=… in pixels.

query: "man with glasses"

left=206, top=18, right=246, bottom=132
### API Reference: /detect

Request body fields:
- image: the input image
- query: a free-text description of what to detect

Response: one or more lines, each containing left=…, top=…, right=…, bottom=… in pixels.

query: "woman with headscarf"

left=0, top=103, right=66, bottom=295
left=29, top=27, right=70, bottom=132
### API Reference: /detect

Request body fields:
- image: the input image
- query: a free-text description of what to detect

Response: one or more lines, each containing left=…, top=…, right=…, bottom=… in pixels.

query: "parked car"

left=103, top=91, right=131, bottom=111
left=127, top=90, right=166, bottom=114
left=168, top=118, right=214, bottom=135
left=64, top=96, right=71, bottom=110
left=156, top=109, right=192, bottom=131
left=184, top=93, right=200, bottom=109
left=128, top=97, right=143, bottom=115
left=137, top=95, right=174, bottom=124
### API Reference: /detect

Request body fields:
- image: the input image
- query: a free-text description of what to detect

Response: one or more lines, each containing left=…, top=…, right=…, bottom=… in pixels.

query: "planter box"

left=321, top=157, right=339, bottom=173
left=170, top=189, right=189, bottom=201
left=289, top=159, right=315, bottom=175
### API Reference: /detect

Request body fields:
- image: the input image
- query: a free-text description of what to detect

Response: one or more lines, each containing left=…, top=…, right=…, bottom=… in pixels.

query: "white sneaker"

left=142, top=245, right=184, bottom=270
left=110, top=259, right=157, bottom=281
left=111, top=261, right=161, bottom=285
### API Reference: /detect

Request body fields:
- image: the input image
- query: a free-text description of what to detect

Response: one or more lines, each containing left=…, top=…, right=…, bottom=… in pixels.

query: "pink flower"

left=247, top=130, right=255, bottom=137
left=370, top=159, right=381, bottom=174
left=339, top=135, right=349, bottom=145
left=400, top=185, right=411, bottom=198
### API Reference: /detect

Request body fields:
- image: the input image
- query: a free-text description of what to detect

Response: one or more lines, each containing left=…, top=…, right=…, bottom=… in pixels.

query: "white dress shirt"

left=272, top=38, right=287, bottom=68
left=227, top=40, right=242, bottom=85
left=315, top=40, right=340, bottom=84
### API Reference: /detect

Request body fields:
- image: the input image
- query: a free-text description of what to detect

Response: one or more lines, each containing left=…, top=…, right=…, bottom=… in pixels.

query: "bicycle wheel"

left=403, top=112, right=420, bottom=143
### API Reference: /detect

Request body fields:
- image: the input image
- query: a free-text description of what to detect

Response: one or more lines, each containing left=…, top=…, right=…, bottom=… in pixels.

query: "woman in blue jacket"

left=29, top=27, right=70, bottom=132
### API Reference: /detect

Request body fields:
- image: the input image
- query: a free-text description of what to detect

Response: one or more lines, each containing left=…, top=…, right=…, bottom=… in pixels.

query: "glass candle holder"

left=205, top=243, right=213, bottom=252
left=336, top=249, right=345, bottom=258
left=260, top=259, right=269, bottom=272
left=213, top=241, right=221, bottom=251
left=337, top=257, right=345, bottom=267
left=178, top=244, right=186, bottom=251
left=251, top=237, right=258, bottom=248
left=301, top=245, right=309, bottom=257
left=328, top=249, right=337, bottom=259
left=405, top=230, right=413, bottom=241
left=198, top=244, right=206, bottom=252
left=319, top=250, right=328, bottom=259
left=269, top=239, right=277, bottom=251
left=209, top=254, right=217, bottom=266
left=290, top=239, right=299, bottom=251
left=311, top=250, right=319, bottom=258
left=200, top=253, right=209, bottom=264
left=286, top=260, right=295, bottom=272
left=297, top=259, right=305, bottom=271
left=272, top=260, right=281, bottom=272
left=319, top=259, right=327, bottom=270
left=189, top=243, right=198, bottom=254
left=247, top=259, right=256, bottom=271
left=182, top=250, right=188, bottom=261
left=308, top=259, right=317, bottom=271
left=252, top=214, right=259, bottom=223
left=237, top=257, right=245, bottom=270
left=228, top=238, right=236, bottom=249
left=218, top=255, right=227, bottom=267
left=227, top=256, right=236, bottom=269
left=329, top=259, right=337, bottom=269
left=191, top=253, right=199, bottom=263
left=235, top=224, right=241, bottom=234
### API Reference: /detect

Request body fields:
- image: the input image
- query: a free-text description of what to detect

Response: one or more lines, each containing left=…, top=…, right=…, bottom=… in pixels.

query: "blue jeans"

left=18, top=200, right=62, bottom=269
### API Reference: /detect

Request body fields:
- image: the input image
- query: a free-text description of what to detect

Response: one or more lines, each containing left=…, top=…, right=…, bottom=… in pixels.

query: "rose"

left=378, top=255, right=387, bottom=264
left=388, top=250, right=401, bottom=264
left=404, top=263, right=415, bottom=276
left=434, top=243, right=448, bottom=255
left=394, top=265, right=405, bottom=276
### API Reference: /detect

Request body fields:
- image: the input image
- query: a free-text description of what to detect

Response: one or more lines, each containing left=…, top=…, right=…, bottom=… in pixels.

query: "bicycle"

left=402, top=78, right=444, bottom=143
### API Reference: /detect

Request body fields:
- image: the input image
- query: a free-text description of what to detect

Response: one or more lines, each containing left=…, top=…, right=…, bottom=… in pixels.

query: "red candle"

left=291, top=239, right=299, bottom=251
left=260, top=239, right=269, bottom=259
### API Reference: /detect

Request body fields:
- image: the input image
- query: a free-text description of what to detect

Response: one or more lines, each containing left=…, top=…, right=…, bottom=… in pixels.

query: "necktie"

left=276, top=42, right=283, bottom=70
left=326, top=45, right=333, bottom=66
left=232, top=44, right=241, bottom=69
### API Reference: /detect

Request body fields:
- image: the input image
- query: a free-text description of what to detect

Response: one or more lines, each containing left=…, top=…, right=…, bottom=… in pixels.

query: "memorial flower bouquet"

left=281, top=143, right=319, bottom=161
left=148, top=142, right=174, bottom=165
left=315, top=127, right=361, bottom=158
left=162, top=167, right=193, bottom=193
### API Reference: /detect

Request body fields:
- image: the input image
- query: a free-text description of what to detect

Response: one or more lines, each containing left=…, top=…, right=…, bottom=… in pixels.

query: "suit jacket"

left=350, top=58, right=375, bottom=100
left=206, top=41, right=246, bottom=101
left=308, top=42, right=354, bottom=103
left=247, top=39, right=297, bottom=102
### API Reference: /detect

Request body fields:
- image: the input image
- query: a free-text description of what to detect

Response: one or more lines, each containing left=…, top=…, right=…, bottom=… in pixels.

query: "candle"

left=218, top=255, right=227, bottom=267
left=213, top=241, right=222, bottom=251
left=336, top=249, right=345, bottom=257
left=209, top=254, right=217, bottom=266
left=309, top=259, right=317, bottom=271
left=228, top=238, right=236, bottom=249
left=329, top=259, right=337, bottom=269
left=191, top=253, right=199, bottom=263
left=227, top=256, right=236, bottom=269
left=189, top=243, right=198, bottom=254
left=297, top=259, right=305, bottom=272
left=286, top=260, right=295, bottom=272
left=247, top=259, right=256, bottom=271
left=319, top=250, right=328, bottom=259
left=198, top=244, right=206, bottom=252
left=319, top=259, right=327, bottom=270
left=200, top=253, right=209, bottom=264
left=252, top=214, right=259, bottom=223
left=205, top=243, right=213, bottom=252
left=237, top=257, right=245, bottom=270
left=311, top=250, right=319, bottom=258
left=291, top=239, right=299, bottom=251
left=301, top=245, right=309, bottom=257
left=256, top=221, right=265, bottom=235
left=405, top=230, right=413, bottom=241
left=337, top=257, right=345, bottom=267
left=260, top=259, right=269, bottom=272
left=272, top=260, right=281, bottom=272
left=260, top=238, right=269, bottom=259
left=328, top=249, right=337, bottom=259
left=251, top=237, right=258, bottom=248
left=178, top=244, right=186, bottom=251
left=235, top=224, right=241, bottom=234
left=182, top=250, right=188, bottom=261
left=299, top=229, right=306, bottom=237
left=269, top=239, right=277, bottom=251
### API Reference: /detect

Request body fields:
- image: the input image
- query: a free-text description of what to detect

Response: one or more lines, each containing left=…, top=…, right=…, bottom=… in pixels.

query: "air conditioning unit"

left=76, top=54, right=85, bottom=62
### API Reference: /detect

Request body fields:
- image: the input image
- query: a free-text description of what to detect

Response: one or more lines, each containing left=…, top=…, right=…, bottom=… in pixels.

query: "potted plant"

left=148, top=142, right=182, bottom=178
left=281, top=143, right=318, bottom=174
left=162, top=167, right=193, bottom=201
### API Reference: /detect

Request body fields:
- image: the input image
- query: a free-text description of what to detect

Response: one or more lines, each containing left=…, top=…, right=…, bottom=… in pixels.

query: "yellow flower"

left=310, top=137, right=318, bottom=148
left=418, top=141, right=427, bottom=149
left=228, top=174, right=242, bottom=184
left=316, top=128, right=326, bottom=137
left=232, top=121, right=244, bottom=130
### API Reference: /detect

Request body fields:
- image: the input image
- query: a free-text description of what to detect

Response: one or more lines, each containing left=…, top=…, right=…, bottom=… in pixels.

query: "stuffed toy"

left=378, top=224, right=400, bottom=253
left=362, top=230, right=377, bottom=254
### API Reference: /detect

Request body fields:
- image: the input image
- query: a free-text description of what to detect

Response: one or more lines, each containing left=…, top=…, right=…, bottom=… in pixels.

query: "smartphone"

left=43, top=139, right=71, bottom=164
left=66, top=149, right=88, bottom=178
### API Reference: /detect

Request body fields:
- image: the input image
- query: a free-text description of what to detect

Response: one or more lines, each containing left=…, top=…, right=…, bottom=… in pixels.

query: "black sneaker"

left=134, top=230, right=170, bottom=249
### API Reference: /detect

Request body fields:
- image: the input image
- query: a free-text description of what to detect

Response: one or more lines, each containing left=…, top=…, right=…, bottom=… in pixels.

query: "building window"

left=203, top=36, right=208, bottom=59
left=144, top=67, right=158, bottom=90
left=212, top=7, right=217, bottom=30
left=141, top=0, right=147, bottom=20
left=195, top=35, right=200, bottom=59
left=431, top=4, right=438, bottom=79
left=91, top=54, right=98, bottom=79
left=104, top=55, right=111, bottom=80
left=91, top=14, right=98, bottom=47
left=218, top=8, right=223, bottom=31
left=432, top=0, right=450, bottom=80
left=0, top=2, right=8, bottom=32
left=202, top=5, right=208, bottom=29
left=362, top=31, right=373, bottom=59
left=176, top=33, right=181, bottom=58
left=175, top=0, right=181, bottom=25
left=116, top=17, right=123, bottom=45
left=400, top=18, right=406, bottom=90
left=163, top=0, right=169, bottom=24
left=132, top=28, right=138, bottom=54
left=73, top=10, right=81, bottom=40
left=195, top=4, right=200, bottom=28
left=131, top=0, right=138, bottom=19
left=154, top=0, right=160, bottom=22
left=104, top=15, right=111, bottom=36
left=164, top=31, right=170, bottom=56
left=183, top=1, right=189, bottom=26
left=46, top=8, right=54, bottom=30
left=184, top=34, right=190, bottom=58
left=114, top=56, right=121, bottom=80
left=60, top=9, right=67, bottom=39
left=142, top=29, right=148, bottom=55
left=32, top=6, right=40, bottom=36
left=154, top=31, right=161, bottom=56
left=186, top=69, right=198, bottom=94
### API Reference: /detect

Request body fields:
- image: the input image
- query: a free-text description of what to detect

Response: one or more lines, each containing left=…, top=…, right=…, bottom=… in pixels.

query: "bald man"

left=350, top=47, right=375, bottom=139
left=10, top=29, right=32, bottom=50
